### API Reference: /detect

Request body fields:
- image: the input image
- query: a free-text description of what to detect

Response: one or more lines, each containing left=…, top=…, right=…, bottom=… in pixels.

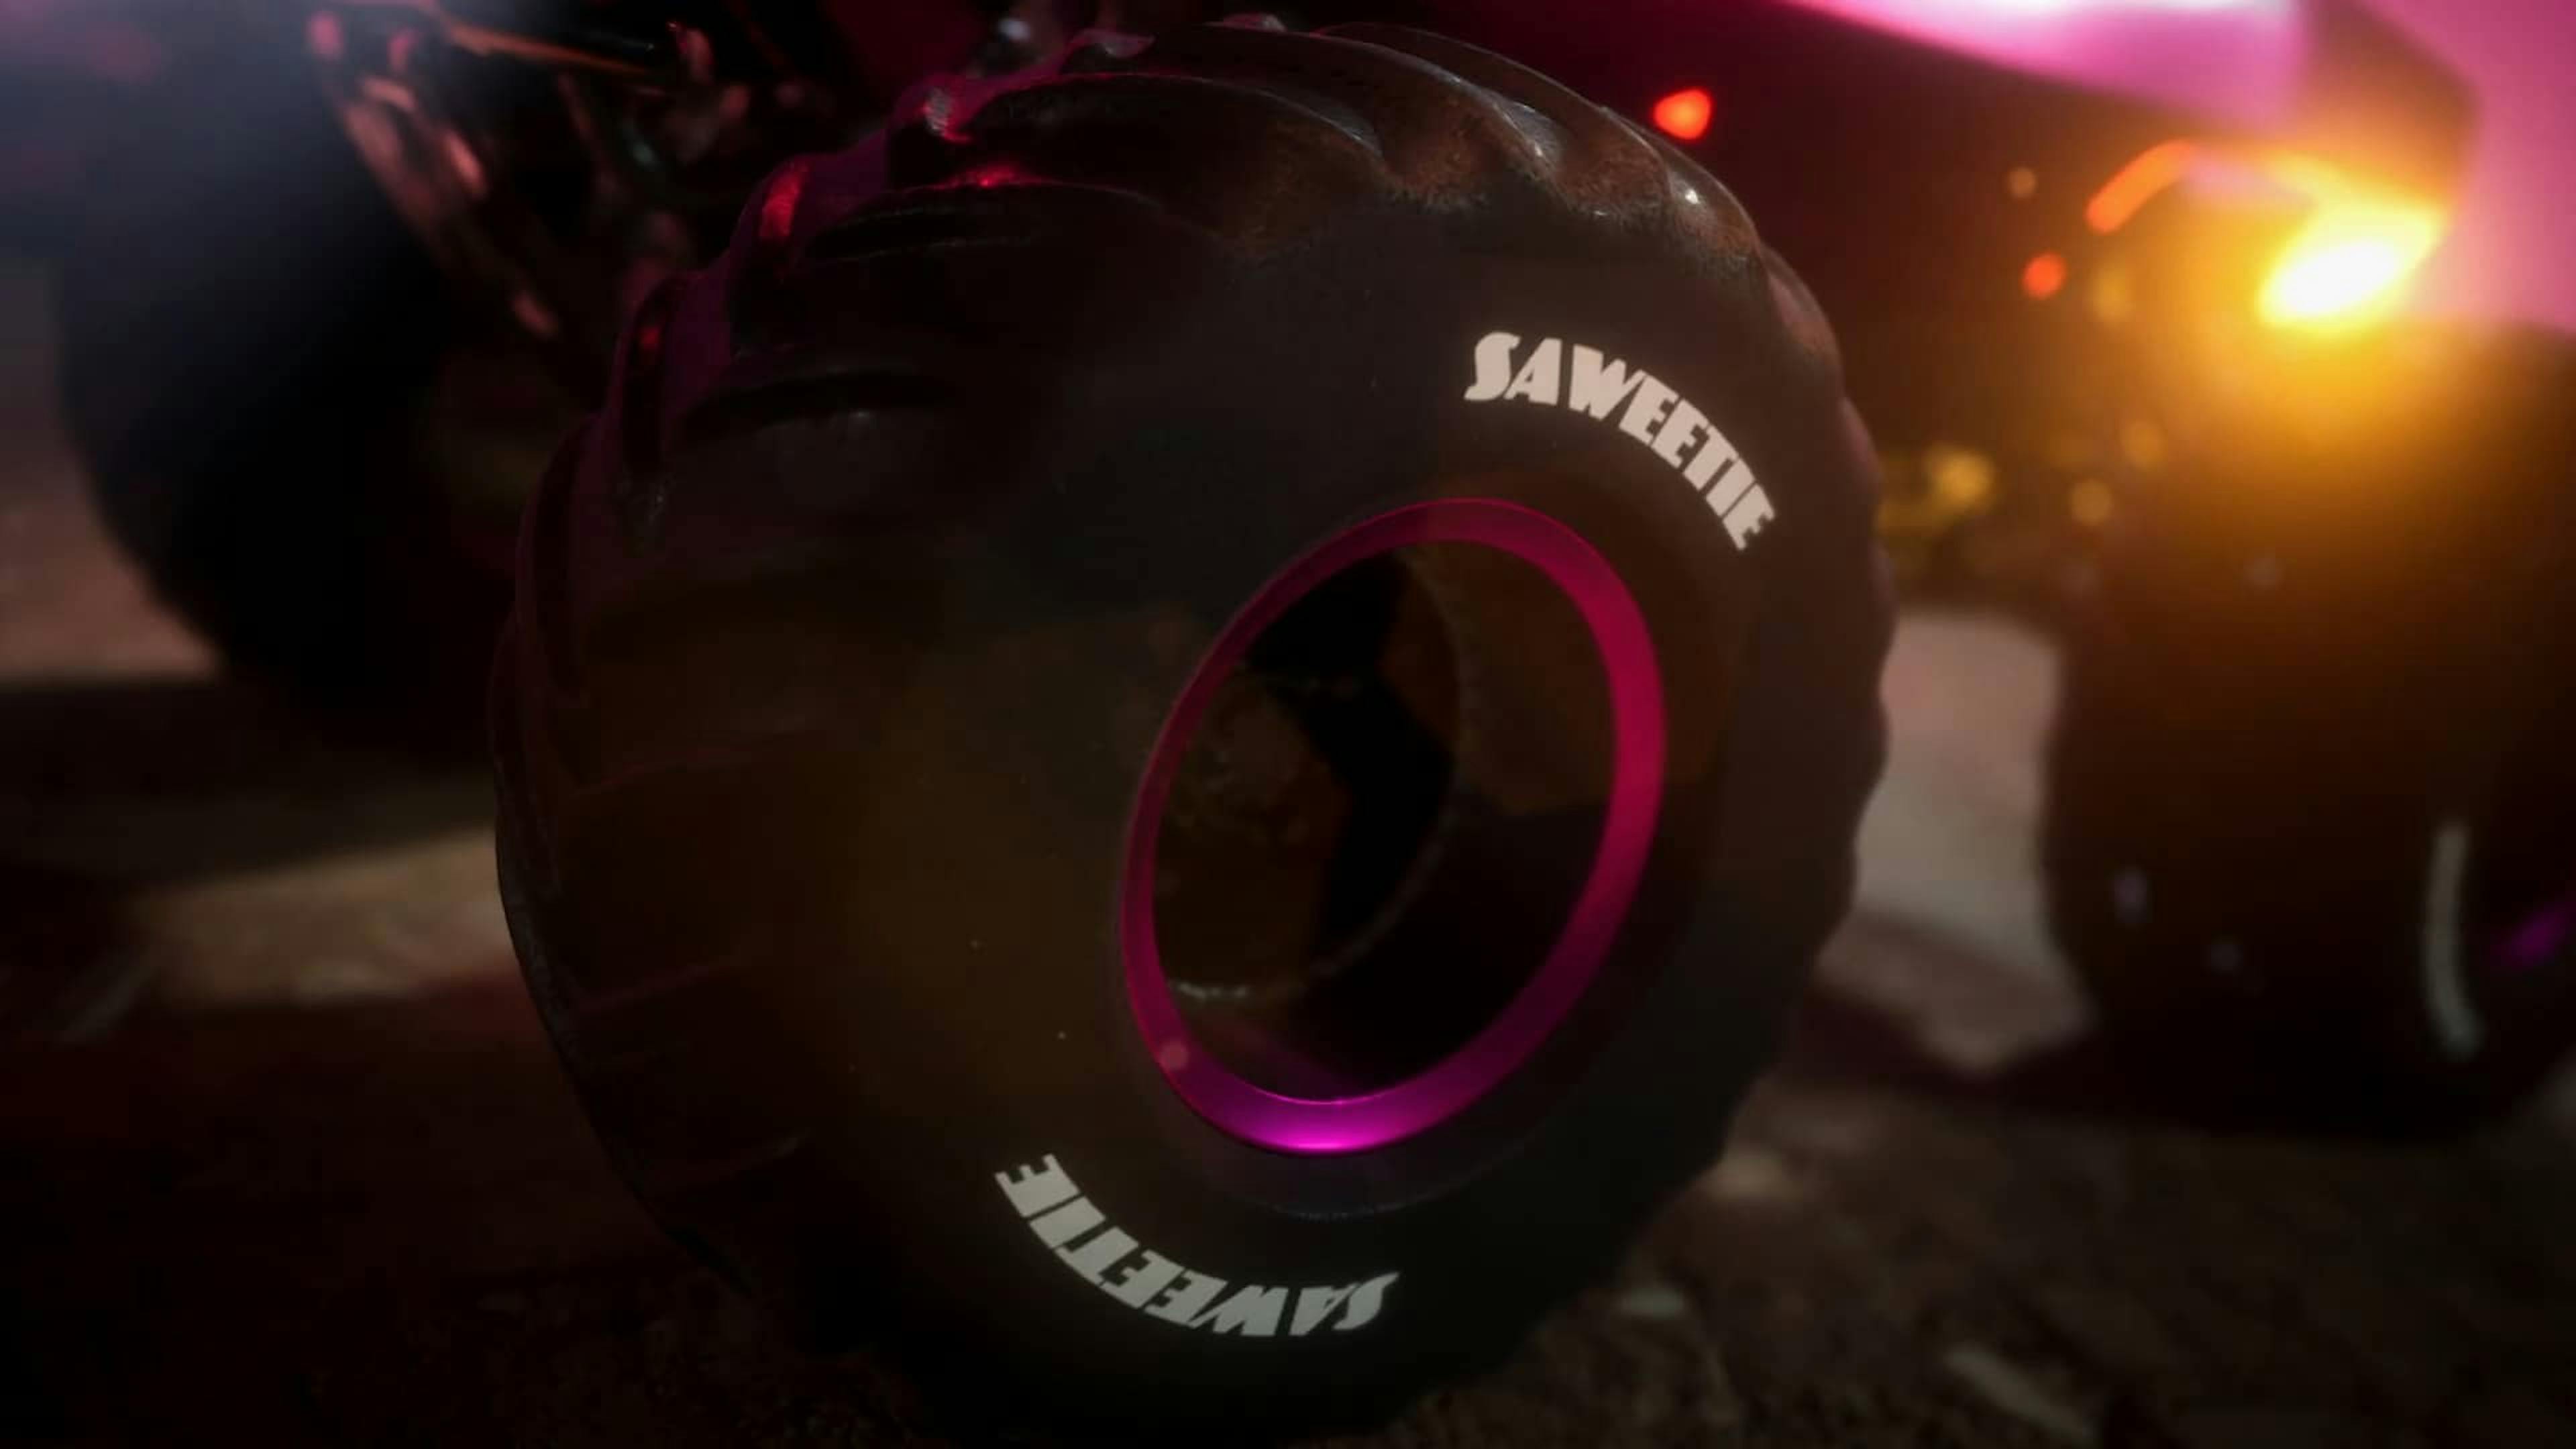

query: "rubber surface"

left=494, top=21, right=1888, bottom=1427
left=51, top=19, right=515, bottom=738
left=2043, top=327, right=2576, bottom=1131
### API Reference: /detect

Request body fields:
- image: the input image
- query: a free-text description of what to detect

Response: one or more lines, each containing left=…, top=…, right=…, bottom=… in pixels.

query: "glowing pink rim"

left=1120, top=499, right=1666, bottom=1155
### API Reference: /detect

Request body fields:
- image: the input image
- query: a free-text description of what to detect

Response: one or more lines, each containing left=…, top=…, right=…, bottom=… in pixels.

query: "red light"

left=2022, top=252, right=2068, bottom=300
left=758, top=160, right=809, bottom=244
left=1652, top=89, right=1715, bottom=142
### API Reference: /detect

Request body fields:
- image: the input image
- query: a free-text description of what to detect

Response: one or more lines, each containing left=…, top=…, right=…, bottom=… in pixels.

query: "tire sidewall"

left=677, top=213, right=1876, bottom=1388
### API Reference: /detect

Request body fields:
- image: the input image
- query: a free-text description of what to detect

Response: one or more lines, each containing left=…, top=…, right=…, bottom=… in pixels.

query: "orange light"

left=2021, top=252, right=2068, bottom=300
left=2086, top=139, right=2198, bottom=234
left=2259, top=201, right=2444, bottom=329
left=1652, top=88, right=1715, bottom=142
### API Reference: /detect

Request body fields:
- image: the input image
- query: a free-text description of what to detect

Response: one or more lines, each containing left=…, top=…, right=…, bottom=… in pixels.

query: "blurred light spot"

left=359, top=76, right=419, bottom=113
left=1613, top=1281, right=1693, bottom=1321
left=758, top=160, right=809, bottom=243
left=388, top=28, right=422, bottom=76
left=1833, top=0, right=2268, bottom=9
left=2259, top=201, right=2445, bottom=329
left=441, top=132, right=486, bottom=200
left=2088, top=260, right=2135, bottom=325
left=342, top=105, right=403, bottom=176
left=1925, top=444, right=1998, bottom=511
left=1942, top=1343, right=2099, bottom=1447
left=1703, top=1143, right=1800, bottom=1202
left=2244, top=554, right=2281, bottom=588
left=678, top=27, right=716, bottom=83
left=2022, top=252, right=2068, bottom=300
left=2503, top=898, right=2575, bottom=971
left=1652, top=87, right=1716, bottom=142
left=2118, top=418, right=2166, bottom=470
left=511, top=291, right=560, bottom=339
left=2006, top=165, right=2039, bottom=200
left=2424, top=820, right=2482, bottom=1060
left=2112, top=868, right=2149, bottom=924
left=305, top=11, right=344, bottom=62
left=60, top=22, right=168, bottom=83
left=2088, top=138, right=2197, bottom=233
left=2069, top=477, right=2114, bottom=526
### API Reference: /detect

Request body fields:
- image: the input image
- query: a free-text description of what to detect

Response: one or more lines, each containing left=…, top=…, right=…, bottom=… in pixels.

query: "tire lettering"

left=1144, top=1271, right=1230, bottom=1326
left=1193, top=1283, right=1288, bottom=1337
left=1466, top=331, right=1772, bottom=552
left=1290, top=1282, right=1356, bottom=1335
left=1027, top=1194, right=1104, bottom=1248
left=1105, top=1249, right=1187, bottom=1308
left=995, top=1155, right=1400, bottom=1339
left=995, top=1155, right=1080, bottom=1216
left=1462, top=329, right=1522, bottom=401
left=1652, top=398, right=1711, bottom=468
left=1057, top=1225, right=1138, bottom=1279
left=1334, top=1272, right=1400, bottom=1332
left=1568, top=345, right=1646, bottom=419
left=1616, top=374, right=1677, bottom=446
left=1501, top=337, right=1562, bottom=406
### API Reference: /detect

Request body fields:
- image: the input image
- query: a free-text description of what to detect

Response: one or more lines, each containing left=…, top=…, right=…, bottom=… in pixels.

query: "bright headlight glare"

left=2257, top=198, right=2445, bottom=330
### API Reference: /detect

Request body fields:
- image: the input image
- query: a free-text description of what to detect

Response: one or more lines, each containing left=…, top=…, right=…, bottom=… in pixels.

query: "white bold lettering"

left=1705, top=458, right=1756, bottom=515
left=1566, top=345, right=1646, bottom=421
left=1332, top=1273, right=1401, bottom=1332
left=1194, top=1283, right=1289, bottom=1338
left=1289, top=1283, right=1356, bottom=1337
left=1684, top=438, right=1739, bottom=492
left=1721, top=486, right=1776, bottom=549
left=994, top=1156, right=1080, bottom=1218
left=1104, top=1249, right=1187, bottom=1309
left=1652, top=398, right=1711, bottom=468
left=1026, top=1195, right=1104, bottom=1248
left=1501, top=337, right=1562, bottom=405
left=1461, top=329, right=1775, bottom=552
left=1000, top=1155, right=1401, bottom=1341
left=1058, top=1226, right=1137, bottom=1282
left=1462, top=330, right=1521, bottom=401
left=1144, top=1271, right=1230, bottom=1326
left=1617, top=375, right=1677, bottom=445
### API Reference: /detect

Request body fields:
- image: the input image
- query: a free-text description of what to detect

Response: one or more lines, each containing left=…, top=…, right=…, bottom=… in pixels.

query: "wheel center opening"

left=1149, top=538, right=1617, bottom=1101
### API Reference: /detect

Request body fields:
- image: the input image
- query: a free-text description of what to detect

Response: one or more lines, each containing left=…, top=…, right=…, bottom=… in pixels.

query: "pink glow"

left=2502, top=898, right=2574, bottom=972
left=1122, top=501, right=1667, bottom=1156
left=1786, top=0, right=2305, bottom=126
left=2367, top=0, right=2576, bottom=329
left=1796, top=0, right=2576, bottom=329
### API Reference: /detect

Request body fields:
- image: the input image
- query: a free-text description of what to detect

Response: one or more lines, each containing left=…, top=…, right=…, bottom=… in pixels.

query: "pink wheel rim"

left=1120, top=499, right=1667, bottom=1155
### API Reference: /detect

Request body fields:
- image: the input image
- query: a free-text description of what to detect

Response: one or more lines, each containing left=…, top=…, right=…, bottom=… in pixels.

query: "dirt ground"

left=3, top=262, right=2572, bottom=1445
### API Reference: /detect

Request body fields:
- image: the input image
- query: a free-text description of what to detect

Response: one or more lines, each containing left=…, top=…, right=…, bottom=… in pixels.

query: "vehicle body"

left=0, top=0, right=2487, bottom=617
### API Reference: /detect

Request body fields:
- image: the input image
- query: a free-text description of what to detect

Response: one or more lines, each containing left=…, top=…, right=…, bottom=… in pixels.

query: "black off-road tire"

left=2043, top=327, right=2576, bottom=1132
left=51, top=21, right=513, bottom=739
left=493, top=22, right=1888, bottom=1429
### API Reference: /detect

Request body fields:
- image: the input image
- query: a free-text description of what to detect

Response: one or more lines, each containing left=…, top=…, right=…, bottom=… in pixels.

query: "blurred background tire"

left=2043, top=325, right=2576, bottom=1130
left=46, top=14, right=523, bottom=744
